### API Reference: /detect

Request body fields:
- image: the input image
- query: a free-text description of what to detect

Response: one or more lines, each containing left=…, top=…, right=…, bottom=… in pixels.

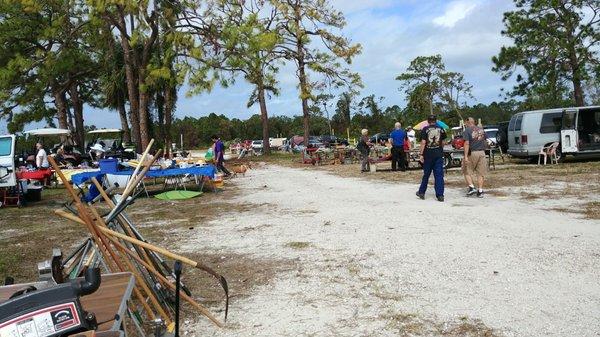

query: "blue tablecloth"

left=71, top=165, right=217, bottom=185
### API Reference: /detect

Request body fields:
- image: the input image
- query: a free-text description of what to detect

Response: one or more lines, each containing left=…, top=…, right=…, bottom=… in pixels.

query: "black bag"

left=357, top=139, right=367, bottom=152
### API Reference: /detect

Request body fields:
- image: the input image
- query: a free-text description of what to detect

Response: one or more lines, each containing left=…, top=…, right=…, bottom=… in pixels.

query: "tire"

left=443, top=155, right=451, bottom=169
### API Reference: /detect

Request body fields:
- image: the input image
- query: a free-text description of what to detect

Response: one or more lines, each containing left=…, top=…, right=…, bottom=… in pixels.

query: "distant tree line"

left=168, top=99, right=519, bottom=148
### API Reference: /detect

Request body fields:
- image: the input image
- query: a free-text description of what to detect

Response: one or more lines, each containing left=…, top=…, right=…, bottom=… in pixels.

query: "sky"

left=0, top=0, right=516, bottom=134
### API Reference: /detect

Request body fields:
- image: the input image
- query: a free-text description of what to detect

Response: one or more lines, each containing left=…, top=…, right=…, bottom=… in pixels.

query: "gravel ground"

left=184, top=165, right=600, bottom=337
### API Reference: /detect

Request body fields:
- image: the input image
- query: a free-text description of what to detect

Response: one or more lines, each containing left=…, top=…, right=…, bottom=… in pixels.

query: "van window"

left=539, top=112, right=562, bottom=133
left=0, top=137, right=12, bottom=156
left=515, top=115, right=523, bottom=131
left=563, top=110, right=576, bottom=129
left=508, top=115, right=517, bottom=131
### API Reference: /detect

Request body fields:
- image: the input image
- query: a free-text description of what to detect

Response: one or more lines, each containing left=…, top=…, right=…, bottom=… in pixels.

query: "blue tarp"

left=71, top=165, right=217, bottom=185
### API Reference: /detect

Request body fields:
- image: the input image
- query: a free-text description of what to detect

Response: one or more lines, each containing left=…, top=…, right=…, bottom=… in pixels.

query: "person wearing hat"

left=416, top=115, right=447, bottom=202
left=90, top=143, right=106, bottom=161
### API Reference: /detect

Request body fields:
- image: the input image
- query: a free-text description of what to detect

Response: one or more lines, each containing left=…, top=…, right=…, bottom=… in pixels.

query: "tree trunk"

left=116, top=13, right=141, bottom=150
left=138, top=70, right=151, bottom=150
left=258, top=85, right=271, bottom=155
left=293, top=3, right=310, bottom=147
left=569, top=51, right=585, bottom=106
left=562, top=9, right=585, bottom=106
left=156, top=89, right=165, bottom=150
left=52, top=86, right=69, bottom=144
left=164, top=85, right=174, bottom=158
left=117, top=98, right=131, bottom=143
left=68, top=84, right=85, bottom=151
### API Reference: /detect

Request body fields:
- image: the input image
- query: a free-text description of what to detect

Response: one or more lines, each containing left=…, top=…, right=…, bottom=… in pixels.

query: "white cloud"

left=433, top=0, right=479, bottom=28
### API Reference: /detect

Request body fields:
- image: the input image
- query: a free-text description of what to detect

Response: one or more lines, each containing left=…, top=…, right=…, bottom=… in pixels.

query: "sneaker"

left=477, top=190, right=484, bottom=198
left=436, top=195, right=444, bottom=202
left=467, top=186, right=477, bottom=196
left=416, top=192, right=425, bottom=200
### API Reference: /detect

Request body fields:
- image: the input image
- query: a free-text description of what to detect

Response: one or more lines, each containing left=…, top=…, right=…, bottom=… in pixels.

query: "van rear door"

left=561, top=109, right=578, bottom=153
left=0, top=135, right=16, bottom=188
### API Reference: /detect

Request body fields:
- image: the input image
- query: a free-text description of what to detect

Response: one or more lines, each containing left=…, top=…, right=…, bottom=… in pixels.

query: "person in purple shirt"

left=211, top=135, right=231, bottom=176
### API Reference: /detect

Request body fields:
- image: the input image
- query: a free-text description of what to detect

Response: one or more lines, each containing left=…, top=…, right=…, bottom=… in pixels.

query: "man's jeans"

left=391, top=146, right=406, bottom=171
left=418, top=156, right=444, bottom=197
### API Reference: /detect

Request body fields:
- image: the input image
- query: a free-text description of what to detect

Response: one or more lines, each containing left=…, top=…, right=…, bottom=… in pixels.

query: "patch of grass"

left=0, top=188, right=84, bottom=282
left=285, top=241, right=311, bottom=249
left=520, top=192, right=542, bottom=200
left=584, top=201, right=600, bottom=220
left=382, top=310, right=502, bottom=337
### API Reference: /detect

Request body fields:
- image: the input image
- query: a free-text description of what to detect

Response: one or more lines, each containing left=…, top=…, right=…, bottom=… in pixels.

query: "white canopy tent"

left=23, top=128, right=71, bottom=136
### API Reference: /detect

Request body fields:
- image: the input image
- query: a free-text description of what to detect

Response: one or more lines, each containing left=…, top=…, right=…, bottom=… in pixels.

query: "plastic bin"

left=99, top=158, right=119, bottom=173
left=25, top=186, right=42, bottom=202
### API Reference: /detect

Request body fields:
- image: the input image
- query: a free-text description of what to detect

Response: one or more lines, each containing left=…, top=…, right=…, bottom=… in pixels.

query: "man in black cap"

left=416, top=115, right=447, bottom=201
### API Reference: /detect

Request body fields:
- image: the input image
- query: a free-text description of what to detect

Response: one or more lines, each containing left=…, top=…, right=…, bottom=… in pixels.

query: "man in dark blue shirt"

left=416, top=115, right=447, bottom=202
left=389, top=122, right=408, bottom=171
left=211, top=135, right=231, bottom=176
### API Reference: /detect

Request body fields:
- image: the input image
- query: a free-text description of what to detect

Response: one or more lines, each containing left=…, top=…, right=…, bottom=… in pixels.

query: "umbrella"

left=414, top=120, right=450, bottom=130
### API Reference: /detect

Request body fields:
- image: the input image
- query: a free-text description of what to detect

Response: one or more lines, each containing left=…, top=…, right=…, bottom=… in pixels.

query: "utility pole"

left=323, top=102, right=333, bottom=135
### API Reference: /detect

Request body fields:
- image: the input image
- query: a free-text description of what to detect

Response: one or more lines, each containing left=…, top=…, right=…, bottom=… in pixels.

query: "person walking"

left=462, top=117, right=487, bottom=197
left=211, top=135, right=232, bottom=177
left=390, top=122, right=408, bottom=171
left=357, top=129, right=372, bottom=172
left=416, top=115, right=447, bottom=202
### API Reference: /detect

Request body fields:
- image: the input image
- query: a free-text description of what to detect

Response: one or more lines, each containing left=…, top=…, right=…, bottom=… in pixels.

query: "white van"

left=508, top=106, right=600, bottom=160
left=0, top=135, right=16, bottom=188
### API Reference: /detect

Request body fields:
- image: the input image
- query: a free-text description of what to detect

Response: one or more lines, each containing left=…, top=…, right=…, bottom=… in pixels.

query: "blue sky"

left=0, top=0, right=516, bottom=134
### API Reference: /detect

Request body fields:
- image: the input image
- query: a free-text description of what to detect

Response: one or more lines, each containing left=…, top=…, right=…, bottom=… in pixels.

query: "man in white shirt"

left=406, top=126, right=416, bottom=147
left=35, top=142, right=49, bottom=168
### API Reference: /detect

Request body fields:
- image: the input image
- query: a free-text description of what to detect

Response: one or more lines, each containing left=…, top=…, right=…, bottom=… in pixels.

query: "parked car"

left=507, top=106, right=600, bottom=161
left=251, top=140, right=264, bottom=150
left=307, top=136, right=324, bottom=148
left=369, top=133, right=389, bottom=144
left=319, top=135, right=349, bottom=147
left=484, top=127, right=499, bottom=147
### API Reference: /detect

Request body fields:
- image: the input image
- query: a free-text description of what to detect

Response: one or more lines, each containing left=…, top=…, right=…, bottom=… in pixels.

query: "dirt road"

left=184, top=165, right=600, bottom=336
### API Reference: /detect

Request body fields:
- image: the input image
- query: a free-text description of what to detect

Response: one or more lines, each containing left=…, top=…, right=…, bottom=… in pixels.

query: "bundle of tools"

left=45, top=139, right=228, bottom=335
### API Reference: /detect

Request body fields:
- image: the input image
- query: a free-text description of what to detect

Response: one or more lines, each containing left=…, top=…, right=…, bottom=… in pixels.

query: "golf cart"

left=87, top=129, right=136, bottom=160
left=23, top=128, right=87, bottom=167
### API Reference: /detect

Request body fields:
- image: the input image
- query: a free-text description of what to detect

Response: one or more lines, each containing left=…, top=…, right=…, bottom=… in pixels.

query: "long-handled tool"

left=48, top=157, right=161, bottom=325
left=91, top=177, right=193, bottom=298
left=55, top=209, right=229, bottom=326
left=174, top=261, right=182, bottom=337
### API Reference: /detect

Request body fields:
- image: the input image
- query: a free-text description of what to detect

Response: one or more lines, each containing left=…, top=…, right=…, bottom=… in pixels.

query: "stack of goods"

left=47, top=140, right=228, bottom=334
